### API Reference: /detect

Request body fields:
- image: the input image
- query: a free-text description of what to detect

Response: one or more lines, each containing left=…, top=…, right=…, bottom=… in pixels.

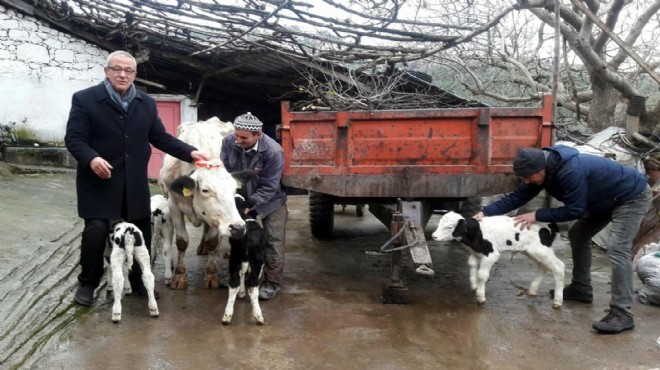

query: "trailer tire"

left=309, top=192, right=335, bottom=239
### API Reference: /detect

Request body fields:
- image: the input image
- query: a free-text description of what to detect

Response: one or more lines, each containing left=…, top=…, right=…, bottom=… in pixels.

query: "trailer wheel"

left=309, top=192, right=335, bottom=239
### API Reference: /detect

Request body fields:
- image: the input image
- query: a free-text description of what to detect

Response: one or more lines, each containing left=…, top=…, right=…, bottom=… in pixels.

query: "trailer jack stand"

left=382, top=202, right=409, bottom=304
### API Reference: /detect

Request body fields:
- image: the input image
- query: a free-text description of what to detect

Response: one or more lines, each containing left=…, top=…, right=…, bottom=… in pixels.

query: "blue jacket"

left=482, top=145, right=648, bottom=223
left=220, top=133, right=287, bottom=217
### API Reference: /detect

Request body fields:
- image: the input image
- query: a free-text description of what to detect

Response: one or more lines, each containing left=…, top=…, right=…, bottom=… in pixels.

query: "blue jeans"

left=568, top=185, right=652, bottom=314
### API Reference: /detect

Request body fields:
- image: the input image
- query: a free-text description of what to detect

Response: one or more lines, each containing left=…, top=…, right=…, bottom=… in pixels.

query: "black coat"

left=65, top=83, right=195, bottom=221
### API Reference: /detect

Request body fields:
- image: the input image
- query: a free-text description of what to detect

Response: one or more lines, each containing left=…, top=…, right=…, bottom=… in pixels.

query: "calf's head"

left=432, top=211, right=493, bottom=256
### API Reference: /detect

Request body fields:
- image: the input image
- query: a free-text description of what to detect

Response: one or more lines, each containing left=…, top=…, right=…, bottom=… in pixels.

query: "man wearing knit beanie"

left=221, top=112, right=288, bottom=300
left=474, top=145, right=652, bottom=334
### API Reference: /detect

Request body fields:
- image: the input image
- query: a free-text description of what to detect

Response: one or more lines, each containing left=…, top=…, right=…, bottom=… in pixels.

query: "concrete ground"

left=0, top=165, right=659, bottom=370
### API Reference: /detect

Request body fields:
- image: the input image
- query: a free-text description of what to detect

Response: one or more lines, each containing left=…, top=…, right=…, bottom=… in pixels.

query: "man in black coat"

left=65, top=50, right=208, bottom=306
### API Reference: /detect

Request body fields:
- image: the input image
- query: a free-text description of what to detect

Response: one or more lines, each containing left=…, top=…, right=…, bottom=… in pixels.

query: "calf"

left=107, top=221, right=159, bottom=322
left=222, top=195, right=266, bottom=325
left=150, top=194, right=174, bottom=283
left=432, top=211, right=565, bottom=308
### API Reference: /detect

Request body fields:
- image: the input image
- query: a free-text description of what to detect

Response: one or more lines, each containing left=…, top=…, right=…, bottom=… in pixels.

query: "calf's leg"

left=134, top=245, right=159, bottom=317
left=110, top=250, right=125, bottom=323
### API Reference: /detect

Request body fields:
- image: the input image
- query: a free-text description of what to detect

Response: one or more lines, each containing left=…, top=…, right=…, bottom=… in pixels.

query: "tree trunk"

left=588, top=77, right=621, bottom=131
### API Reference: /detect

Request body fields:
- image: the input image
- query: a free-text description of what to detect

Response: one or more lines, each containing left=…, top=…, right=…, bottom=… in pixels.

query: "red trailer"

left=278, top=95, right=554, bottom=302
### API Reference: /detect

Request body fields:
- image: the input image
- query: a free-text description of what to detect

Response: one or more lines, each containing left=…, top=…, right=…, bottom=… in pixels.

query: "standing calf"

left=222, top=195, right=266, bottom=325
left=150, top=194, right=174, bottom=282
left=107, top=221, right=159, bottom=322
left=432, top=211, right=565, bottom=308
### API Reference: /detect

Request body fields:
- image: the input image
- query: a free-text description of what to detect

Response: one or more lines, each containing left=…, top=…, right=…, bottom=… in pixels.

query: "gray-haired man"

left=220, top=112, right=288, bottom=300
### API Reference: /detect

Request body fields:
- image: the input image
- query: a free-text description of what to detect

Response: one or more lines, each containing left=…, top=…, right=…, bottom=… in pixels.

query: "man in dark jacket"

left=475, top=145, right=652, bottom=334
left=65, top=50, right=208, bottom=306
left=221, top=112, right=288, bottom=300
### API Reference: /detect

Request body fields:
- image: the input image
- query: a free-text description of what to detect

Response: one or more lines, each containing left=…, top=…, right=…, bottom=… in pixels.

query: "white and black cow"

left=107, top=221, right=159, bottom=322
left=432, top=211, right=565, bottom=308
left=159, top=117, right=248, bottom=290
left=150, top=194, right=173, bottom=270
left=222, top=195, right=266, bottom=325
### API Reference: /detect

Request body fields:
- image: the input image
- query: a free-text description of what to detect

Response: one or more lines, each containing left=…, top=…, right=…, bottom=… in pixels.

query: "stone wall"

left=0, top=4, right=108, bottom=143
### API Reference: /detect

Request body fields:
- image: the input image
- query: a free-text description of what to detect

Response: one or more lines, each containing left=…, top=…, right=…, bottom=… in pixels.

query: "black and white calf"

left=107, top=221, right=159, bottom=322
left=150, top=194, right=174, bottom=283
left=432, top=211, right=565, bottom=308
left=222, top=195, right=266, bottom=325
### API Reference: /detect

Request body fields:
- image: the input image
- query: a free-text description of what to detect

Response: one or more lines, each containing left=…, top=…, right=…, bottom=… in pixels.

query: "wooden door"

left=149, top=101, right=181, bottom=179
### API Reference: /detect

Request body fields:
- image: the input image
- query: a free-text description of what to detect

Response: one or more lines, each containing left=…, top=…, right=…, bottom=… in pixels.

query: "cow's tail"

left=123, top=227, right=137, bottom=270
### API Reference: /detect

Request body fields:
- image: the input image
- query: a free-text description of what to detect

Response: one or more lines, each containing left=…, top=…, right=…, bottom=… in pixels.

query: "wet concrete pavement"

left=1, top=166, right=659, bottom=370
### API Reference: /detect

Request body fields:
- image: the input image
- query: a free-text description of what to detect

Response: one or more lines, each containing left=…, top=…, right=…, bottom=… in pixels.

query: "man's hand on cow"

left=473, top=211, right=485, bottom=221
left=514, top=212, right=536, bottom=230
left=90, top=156, right=113, bottom=179
left=190, top=150, right=210, bottom=161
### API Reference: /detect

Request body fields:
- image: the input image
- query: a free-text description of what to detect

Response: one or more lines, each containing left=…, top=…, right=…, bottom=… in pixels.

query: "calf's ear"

left=452, top=219, right=467, bottom=238
left=170, top=176, right=197, bottom=197
left=231, top=170, right=258, bottom=188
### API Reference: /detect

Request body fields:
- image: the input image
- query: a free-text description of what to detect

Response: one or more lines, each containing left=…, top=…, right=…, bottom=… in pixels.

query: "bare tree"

left=8, top=0, right=660, bottom=135
left=425, top=0, right=660, bottom=135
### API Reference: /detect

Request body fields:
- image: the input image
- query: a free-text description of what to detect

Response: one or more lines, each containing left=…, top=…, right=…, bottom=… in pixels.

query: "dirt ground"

left=0, top=165, right=659, bottom=370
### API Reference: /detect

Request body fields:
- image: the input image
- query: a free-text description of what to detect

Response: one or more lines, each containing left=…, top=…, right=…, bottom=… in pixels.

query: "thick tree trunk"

left=588, top=77, right=621, bottom=131
left=641, top=100, right=660, bottom=136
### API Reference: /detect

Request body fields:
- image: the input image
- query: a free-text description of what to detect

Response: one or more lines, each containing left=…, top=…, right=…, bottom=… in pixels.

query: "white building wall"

left=0, top=4, right=108, bottom=143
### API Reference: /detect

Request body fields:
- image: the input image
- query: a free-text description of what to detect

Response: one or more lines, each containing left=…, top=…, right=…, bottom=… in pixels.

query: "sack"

left=637, top=252, right=660, bottom=306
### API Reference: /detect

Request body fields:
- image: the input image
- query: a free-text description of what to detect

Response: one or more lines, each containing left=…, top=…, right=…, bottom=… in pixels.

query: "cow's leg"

left=222, top=286, right=240, bottom=325
left=122, top=260, right=132, bottom=294
left=161, top=215, right=175, bottom=285
left=110, top=249, right=125, bottom=323
left=222, top=261, right=242, bottom=325
left=527, top=248, right=565, bottom=308
left=247, top=260, right=265, bottom=325
left=170, top=206, right=190, bottom=290
left=467, top=254, right=479, bottom=291
left=238, top=261, right=248, bottom=298
left=527, top=262, right=546, bottom=297
left=475, top=253, right=499, bottom=305
left=202, top=226, right=221, bottom=289
left=151, top=221, right=161, bottom=266
left=133, top=245, right=159, bottom=317
left=196, top=222, right=210, bottom=255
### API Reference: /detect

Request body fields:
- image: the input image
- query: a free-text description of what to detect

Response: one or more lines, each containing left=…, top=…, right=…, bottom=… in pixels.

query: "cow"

left=159, top=117, right=248, bottom=290
left=150, top=194, right=174, bottom=282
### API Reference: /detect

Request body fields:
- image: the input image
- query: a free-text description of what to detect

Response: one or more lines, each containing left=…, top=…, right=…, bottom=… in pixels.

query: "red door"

left=149, top=101, right=181, bottom=179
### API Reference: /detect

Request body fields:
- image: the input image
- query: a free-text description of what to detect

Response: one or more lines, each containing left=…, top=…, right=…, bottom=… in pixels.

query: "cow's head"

left=170, top=165, right=255, bottom=237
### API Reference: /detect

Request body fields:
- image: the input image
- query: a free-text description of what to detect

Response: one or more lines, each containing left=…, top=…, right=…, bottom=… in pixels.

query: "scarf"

left=103, top=78, right=137, bottom=111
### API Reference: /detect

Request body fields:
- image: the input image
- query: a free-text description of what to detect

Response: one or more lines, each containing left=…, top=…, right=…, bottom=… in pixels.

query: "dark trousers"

left=78, top=217, right=152, bottom=289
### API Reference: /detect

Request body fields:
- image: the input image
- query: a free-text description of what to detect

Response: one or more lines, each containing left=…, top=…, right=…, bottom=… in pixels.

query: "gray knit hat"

left=233, top=112, right=263, bottom=132
left=513, top=148, right=546, bottom=176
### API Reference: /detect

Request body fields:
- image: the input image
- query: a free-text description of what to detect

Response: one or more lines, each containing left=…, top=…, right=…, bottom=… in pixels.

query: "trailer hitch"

left=381, top=199, right=435, bottom=304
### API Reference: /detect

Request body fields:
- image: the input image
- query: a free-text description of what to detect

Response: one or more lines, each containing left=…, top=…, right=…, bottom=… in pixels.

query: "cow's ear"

left=464, top=218, right=482, bottom=240
left=231, top=170, right=258, bottom=188
left=452, top=218, right=466, bottom=238
left=170, top=176, right=197, bottom=197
